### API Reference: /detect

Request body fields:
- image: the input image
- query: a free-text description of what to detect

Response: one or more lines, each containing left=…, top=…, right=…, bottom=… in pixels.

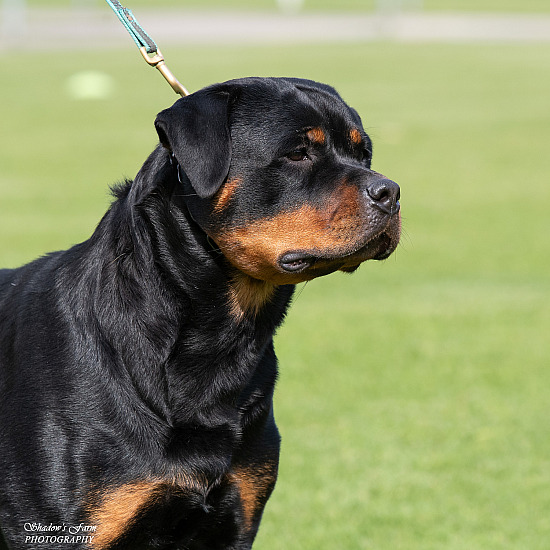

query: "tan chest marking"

left=227, top=272, right=276, bottom=320
left=86, top=480, right=164, bottom=549
left=230, top=462, right=278, bottom=532
left=85, top=474, right=208, bottom=549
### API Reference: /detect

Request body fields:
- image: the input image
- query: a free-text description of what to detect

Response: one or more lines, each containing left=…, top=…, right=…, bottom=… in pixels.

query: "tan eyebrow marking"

left=349, top=128, right=362, bottom=144
left=306, top=127, right=326, bottom=145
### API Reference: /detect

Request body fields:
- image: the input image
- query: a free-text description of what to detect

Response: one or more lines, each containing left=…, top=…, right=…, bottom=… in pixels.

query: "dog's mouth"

left=278, top=230, right=396, bottom=275
left=213, top=206, right=401, bottom=284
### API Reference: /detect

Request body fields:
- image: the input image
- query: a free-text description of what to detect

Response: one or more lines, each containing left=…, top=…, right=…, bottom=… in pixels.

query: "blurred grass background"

left=21, top=0, right=550, bottom=12
left=1, top=2, right=550, bottom=549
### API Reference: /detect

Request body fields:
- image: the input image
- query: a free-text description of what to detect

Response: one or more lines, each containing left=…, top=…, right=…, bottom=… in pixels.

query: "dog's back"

left=0, top=268, right=14, bottom=295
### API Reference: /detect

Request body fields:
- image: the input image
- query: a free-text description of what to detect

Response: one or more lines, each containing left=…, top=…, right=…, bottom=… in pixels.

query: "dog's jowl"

left=0, top=78, right=400, bottom=549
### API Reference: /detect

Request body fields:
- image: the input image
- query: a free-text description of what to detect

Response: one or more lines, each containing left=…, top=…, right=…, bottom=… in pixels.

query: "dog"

left=0, top=77, right=401, bottom=549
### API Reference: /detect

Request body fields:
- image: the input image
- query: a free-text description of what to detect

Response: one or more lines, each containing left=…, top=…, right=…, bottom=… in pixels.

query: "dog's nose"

left=366, top=178, right=400, bottom=215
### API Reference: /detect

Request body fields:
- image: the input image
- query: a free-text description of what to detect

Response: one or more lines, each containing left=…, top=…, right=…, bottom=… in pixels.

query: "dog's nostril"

left=366, top=179, right=400, bottom=215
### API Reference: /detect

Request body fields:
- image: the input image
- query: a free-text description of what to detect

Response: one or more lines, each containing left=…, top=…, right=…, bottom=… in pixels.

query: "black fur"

left=0, top=77, right=400, bottom=549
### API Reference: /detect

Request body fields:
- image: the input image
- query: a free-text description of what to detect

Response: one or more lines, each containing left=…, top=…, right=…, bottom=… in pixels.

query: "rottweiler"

left=0, top=77, right=401, bottom=549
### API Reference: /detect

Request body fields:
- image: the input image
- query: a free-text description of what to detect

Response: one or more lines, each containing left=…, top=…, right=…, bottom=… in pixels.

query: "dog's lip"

left=278, top=231, right=394, bottom=274
left=278, top=252, right=316, bottom=273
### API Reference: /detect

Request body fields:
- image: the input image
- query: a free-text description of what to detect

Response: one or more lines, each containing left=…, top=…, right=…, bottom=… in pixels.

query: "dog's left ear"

left=155, top=90, right=231, bottom=199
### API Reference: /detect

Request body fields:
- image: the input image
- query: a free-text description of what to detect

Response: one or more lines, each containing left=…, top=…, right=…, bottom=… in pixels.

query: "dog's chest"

left=86, top=476, right=243, bottom=549
left=83, top=356, right=277, bottom=549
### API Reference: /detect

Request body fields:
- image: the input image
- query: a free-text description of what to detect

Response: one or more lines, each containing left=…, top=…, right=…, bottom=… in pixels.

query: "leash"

left=105, top=0, right=190, bottom=97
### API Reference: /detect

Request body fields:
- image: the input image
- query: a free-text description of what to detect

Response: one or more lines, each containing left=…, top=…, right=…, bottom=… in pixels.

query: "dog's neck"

left=71, top=148, right=294, bottom=459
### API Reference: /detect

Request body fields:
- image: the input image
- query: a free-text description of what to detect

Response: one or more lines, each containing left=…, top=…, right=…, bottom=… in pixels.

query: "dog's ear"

left=155, top=90, right=231, bottom=199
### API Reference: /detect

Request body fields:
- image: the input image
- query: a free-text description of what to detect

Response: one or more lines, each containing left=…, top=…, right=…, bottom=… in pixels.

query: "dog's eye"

left=286, top=148, right=309, bottom=162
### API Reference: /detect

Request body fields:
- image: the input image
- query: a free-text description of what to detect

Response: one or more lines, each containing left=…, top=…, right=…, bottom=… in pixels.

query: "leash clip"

left=140, top=47, right=189, bottom=98
left=105, top=0, right=190, bottom=97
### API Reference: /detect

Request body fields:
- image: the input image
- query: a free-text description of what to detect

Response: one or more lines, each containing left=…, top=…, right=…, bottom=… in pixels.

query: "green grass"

left=2, top=41, right=550, bottom=549
left=25, top=0, right=550, bottom=12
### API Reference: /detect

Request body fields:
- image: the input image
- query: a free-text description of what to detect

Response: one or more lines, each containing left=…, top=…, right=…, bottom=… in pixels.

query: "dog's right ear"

left=155, top=90, right=231, bottom=199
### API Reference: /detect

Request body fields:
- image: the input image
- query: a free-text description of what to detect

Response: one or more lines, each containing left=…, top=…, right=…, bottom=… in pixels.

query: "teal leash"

left=105, top=0, right=157, bottom=53
left=105, top=0, right=190, bottom=97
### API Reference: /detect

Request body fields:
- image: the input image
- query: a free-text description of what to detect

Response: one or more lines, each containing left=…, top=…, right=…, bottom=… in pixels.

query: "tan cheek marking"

left=350, top=128, right=362, bottom=144
left=215, top=205, right=332, bottom=281
left=328, top=182, right=363, bottom=224
left=307, top=127, right=326, bottom=145
left=86, top=481, right=164, bottom=549
left=230, top=462, right=278, bottom=532
left=214, top=185, right=364, bottom=282
left=227, top=272, right=276, bottom=320
left=212, top=178, right=241, bottom=213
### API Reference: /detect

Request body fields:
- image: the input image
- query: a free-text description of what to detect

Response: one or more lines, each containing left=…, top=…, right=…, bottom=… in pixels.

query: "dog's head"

left=155, top=77, right=401, bottom=285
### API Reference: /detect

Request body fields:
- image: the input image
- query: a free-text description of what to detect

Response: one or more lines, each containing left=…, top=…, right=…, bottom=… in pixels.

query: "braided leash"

left=105, top=0, right=190, bottom=97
